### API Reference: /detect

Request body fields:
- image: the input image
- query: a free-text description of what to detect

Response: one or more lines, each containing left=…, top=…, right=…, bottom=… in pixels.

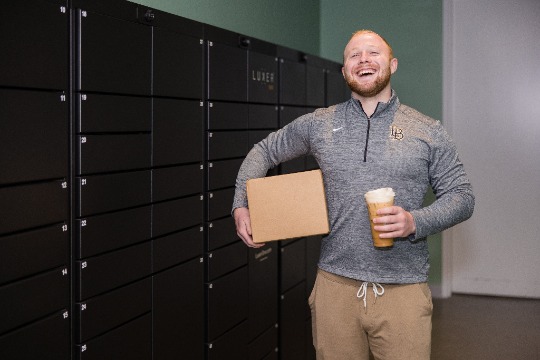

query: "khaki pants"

left=309, top=269, right=433, bottom=360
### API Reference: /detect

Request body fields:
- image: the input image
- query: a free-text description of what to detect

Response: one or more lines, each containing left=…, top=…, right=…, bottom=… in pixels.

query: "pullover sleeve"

left=231, top=113, right=312, bottom=211
left=410, top=122, right=475, bottom=239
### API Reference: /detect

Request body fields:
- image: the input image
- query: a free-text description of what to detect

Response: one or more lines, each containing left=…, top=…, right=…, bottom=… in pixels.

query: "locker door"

left=76, top=314, right=152, bottom=360
left=153, top=257, right=204, bottom=360
left=305, top=235, right=322, bottom=298
left=207, top=267, right=248, bottom=341
left=280, top=281, right=307, bottom=360
left=76, top=8, right=151, bottom=95
left=306, top=155, right=320, bottom=171
left=0, top=266, right=69, bottom=334
left=248, top=104, right=279, bottom=129
left=153, top=27, right=203, bottom=99
left=0, top=90, right=68, bottom=185
left=279, top=106, right=311, bottom=128
left=152, top=164, right=203, bottom=202
left=249, top=243, right=278, bottom=340
left=0, top=310, right=70, bottom=360
left=208, top=158, right=244, bottom=190
left=326, top=69, right=349, bottom=106
left=207, top=322, right=248, bottom=360
left=207, top=188, right=236, bottom=221
left=306, top=65, right=326, bottom=108
left=281, top=239, right=306, bottom=292
left=207, top=241, right=247, bottom=281
left=248, top=51, right=278, bottom=104
left=77, top=171, right=151, bottom=217
left=208, top=102, right=248, bottom=130
left=76, top=206, right=152, bottom=259
left=77, top=134, right=151, bottom=175
left=0, top=1, right=67, bottom=90
left=208, top=131, right=249, bottom=160
left=279, top=59, right=306, bottom=106
left=153, top=99, right=203, bottom=166
left=0, top=180, right=68, bottom=235
left=249, top=325, right=278, bottom=360
left=76, top=242, right=151, bottom=301
left=75, top=278, right=151, bottom=343
left=207, top=217, right=239, bottom=251
left=0, top=224, right=69, bottom=284
left=152, top=195, right=203, bottom=237
left=208, top=40, right=248, bottom=102
left=78, top=93, right=151, bottom=133
left=153, top=226, right=203, bottom=272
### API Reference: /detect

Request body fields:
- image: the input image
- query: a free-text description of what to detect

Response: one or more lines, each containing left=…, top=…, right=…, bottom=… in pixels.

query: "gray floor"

left=431, top=294, right=540, bottom=360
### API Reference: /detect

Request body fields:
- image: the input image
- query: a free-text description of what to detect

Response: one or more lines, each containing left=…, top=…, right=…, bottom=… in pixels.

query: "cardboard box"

left=246, top=169, right=330, bottom=243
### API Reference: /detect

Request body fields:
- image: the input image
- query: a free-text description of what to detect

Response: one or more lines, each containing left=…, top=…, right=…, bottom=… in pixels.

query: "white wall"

left=444, top=0, right=540, bottom=298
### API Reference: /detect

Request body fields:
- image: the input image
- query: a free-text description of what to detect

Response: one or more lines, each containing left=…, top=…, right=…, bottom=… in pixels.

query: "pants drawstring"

left=357, top=282, right=385, bottom=311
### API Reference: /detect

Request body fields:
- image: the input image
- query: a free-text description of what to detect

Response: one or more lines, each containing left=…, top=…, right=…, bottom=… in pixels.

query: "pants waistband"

left=318, top=269, right=379, bottom=288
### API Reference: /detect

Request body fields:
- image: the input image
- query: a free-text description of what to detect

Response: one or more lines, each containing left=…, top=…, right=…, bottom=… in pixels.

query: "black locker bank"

left=0, top=0, right=349, bottom=359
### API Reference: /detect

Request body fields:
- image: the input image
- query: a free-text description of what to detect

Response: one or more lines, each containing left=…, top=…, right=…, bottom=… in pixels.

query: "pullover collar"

left=350, top=89, right=400, bottom=121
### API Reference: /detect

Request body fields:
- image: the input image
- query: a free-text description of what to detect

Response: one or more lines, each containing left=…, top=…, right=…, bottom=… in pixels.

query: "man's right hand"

left=233, top=207, right=265, bottom=248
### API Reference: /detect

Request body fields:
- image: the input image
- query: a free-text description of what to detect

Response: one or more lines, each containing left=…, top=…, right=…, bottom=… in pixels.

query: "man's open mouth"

left=358, top=69, right=376, bottom=77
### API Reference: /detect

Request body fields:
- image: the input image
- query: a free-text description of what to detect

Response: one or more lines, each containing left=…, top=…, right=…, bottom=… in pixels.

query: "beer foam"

left=364, top=187, right=395, bottom=202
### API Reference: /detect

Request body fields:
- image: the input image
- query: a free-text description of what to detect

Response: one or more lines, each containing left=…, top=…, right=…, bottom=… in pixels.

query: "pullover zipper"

left=364, top=118, right=370, bottom=162
left=362, top=102, right=379, bottom=162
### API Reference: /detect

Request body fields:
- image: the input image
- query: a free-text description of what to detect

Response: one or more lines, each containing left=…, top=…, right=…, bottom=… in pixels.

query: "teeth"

left=358, top=70, right=375, bottom=76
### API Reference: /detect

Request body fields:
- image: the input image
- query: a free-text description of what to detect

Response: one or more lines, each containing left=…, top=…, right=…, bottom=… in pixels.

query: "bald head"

left=343, top=30, right=394, bottom=63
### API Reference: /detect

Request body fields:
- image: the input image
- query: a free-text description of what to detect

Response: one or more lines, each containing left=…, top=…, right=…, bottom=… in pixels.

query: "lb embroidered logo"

left=390, top=126, right=404, bottom=140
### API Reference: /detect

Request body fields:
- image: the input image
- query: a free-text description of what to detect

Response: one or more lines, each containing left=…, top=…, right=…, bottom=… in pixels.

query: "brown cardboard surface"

left=246, top=169, right=329, bottom=243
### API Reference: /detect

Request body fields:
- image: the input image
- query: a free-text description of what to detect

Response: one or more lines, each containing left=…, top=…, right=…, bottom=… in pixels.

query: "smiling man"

left=232, top=30, right=474, bottom=359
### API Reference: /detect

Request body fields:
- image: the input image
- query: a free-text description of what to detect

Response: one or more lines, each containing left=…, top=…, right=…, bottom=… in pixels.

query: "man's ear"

left=390, top=58, right=398, bottom=74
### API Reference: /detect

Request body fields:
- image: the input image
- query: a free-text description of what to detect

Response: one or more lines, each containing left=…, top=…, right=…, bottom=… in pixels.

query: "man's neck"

left=353, top=87, right=392, bottom=118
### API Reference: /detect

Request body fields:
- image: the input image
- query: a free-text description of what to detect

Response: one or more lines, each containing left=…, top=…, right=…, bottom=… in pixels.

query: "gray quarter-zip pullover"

left=233, top=92, right=474, bottom=283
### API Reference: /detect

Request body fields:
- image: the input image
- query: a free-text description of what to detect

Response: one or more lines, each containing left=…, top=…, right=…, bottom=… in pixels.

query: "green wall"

left=130, top=0, right=320, bottom=55
left=131, top=0, right=443, bottom=286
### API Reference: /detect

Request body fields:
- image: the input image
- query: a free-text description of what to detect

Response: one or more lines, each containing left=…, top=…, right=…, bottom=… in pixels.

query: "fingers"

left=234, top=207, right=265, bottom=248
left=373, top=206, right=416, bottom=238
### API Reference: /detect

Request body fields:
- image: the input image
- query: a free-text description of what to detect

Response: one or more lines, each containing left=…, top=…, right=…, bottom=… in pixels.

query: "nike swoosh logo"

left=332, top=127, right=344, bottom=132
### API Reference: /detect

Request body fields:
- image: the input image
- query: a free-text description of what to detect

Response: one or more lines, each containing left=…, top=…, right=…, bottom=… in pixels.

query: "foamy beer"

left=364, top=188, right=395, bottom=248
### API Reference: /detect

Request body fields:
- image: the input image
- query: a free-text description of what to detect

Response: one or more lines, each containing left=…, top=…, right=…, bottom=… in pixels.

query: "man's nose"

left=358, top=51, right=370, bottom=63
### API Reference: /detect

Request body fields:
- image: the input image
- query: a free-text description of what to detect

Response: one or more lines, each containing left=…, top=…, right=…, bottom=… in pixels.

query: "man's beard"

left=345, top=66, right=392, bottom=98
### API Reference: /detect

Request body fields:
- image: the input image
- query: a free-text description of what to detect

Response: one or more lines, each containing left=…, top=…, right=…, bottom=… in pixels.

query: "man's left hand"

left=372, top=206, right=416, bottom=238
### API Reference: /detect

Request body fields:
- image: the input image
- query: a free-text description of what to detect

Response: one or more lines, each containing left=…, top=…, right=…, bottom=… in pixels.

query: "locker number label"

left=62, top=224, right=68, bottom=232
left=81, top=137, right=87, bottom=144
left=81, top=261, right=87, bottom=269
left=63, top=311, right=69, bottom=319
left=62, top=268, right=68, bottom=276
